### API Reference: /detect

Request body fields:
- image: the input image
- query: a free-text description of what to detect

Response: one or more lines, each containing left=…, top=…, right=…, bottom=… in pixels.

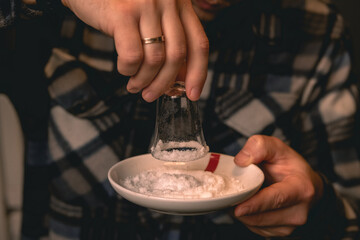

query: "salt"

left=122, top=168, right=244, bottom=199
left=151, top=140, right=209, bottom=162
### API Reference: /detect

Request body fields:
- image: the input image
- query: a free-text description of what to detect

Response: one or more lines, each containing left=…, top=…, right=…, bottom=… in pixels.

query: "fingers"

left=234, top=135, right=298, bottom=167
left=128, top=5, right=165, bottom=95
left=246, top=225, right=297, bottom=238
left=114, top=15, right=143, bottom=76
left=234, top=180, right=305, bottom=217
left=142, top=1, right=187, bottom=102
left=236, top=204, right=308, bottom=227
left=180, top=1, right=209, bottom=101
left=233, top=182, right=310, bottom=237
left=113, top=0, right=208, bottom=102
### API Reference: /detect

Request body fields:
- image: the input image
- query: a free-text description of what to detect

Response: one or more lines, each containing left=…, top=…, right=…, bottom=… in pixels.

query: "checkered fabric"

left=21, top=0, right=360, bottom=239
left=0, top=0, right=16, bottom=28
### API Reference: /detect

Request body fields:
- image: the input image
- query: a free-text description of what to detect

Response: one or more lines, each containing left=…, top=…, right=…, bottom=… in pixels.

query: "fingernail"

left=127, top=83, right=140, bottom=93
left=235, top=150, right=252, bottom=166
left=143, top=91, right=156, bottom=102
left=128, top=87, right=140, bottom=93
left=235, top=206, right=249, bottom=217
left=189, top=87, right=201, bottom=100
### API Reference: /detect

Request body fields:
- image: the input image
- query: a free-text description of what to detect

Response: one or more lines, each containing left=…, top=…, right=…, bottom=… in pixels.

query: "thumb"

left=234, top=147, right=253, bottom=167
left=234, top=135, right=282, bottom=167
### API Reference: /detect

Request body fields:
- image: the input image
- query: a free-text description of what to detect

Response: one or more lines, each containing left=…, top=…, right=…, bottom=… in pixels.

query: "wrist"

left=311, top=171, right=325, bottom=207
left=292, top=171, right=346, bottom=238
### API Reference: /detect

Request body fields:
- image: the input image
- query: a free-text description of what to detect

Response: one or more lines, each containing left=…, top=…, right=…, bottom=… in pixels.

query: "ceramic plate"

left=108, top=153, right=264, bottom=215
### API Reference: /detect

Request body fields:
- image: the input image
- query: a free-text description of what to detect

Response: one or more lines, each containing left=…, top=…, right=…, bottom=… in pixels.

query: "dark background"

left=333, top=0, right=360, bottom=76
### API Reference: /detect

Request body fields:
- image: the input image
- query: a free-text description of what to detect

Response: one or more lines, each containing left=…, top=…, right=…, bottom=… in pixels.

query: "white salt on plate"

left=151, top=140, right=209, bottom=162
left=121, top=168, right=244, bottom=199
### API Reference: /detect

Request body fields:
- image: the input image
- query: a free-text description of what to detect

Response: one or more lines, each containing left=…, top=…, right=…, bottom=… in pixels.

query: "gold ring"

left=142, top=35, right=165, bottom=44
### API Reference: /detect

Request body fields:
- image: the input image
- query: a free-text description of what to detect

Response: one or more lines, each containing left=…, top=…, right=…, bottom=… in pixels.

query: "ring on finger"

left=142, top=35, right=165, bottom=44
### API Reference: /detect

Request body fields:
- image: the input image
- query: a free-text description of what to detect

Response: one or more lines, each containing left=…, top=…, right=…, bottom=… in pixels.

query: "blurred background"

left=0, top=0, right=359, bottom=239
left=333, top=0, right=360, bottom=76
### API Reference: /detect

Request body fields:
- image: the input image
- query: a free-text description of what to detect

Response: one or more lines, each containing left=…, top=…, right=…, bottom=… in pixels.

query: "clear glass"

left=150, top=81, right=209, bottom=162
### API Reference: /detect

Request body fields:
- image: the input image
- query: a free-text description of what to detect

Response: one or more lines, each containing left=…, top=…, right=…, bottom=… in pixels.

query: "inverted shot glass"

left=150, top=81, right=209, bottom=162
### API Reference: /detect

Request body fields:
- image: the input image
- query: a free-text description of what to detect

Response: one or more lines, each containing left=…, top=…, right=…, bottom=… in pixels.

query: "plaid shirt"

left=0, top=0, right=16, bottom=28
left=22, top=0, right=360, bottom=239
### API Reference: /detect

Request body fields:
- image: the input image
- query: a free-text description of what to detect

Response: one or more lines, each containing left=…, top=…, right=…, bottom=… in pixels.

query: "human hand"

left=233, top=135, right=324, bottom=237
left=61, top=0, right=209, bottom=102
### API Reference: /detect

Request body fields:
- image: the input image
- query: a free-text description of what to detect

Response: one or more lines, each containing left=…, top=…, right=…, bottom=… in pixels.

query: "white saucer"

left=108, top=153, right=264, bottom=215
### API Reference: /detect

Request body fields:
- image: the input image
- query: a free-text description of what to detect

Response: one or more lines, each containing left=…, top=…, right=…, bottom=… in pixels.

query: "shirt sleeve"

left=292, top=10, right=360, bottom=238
